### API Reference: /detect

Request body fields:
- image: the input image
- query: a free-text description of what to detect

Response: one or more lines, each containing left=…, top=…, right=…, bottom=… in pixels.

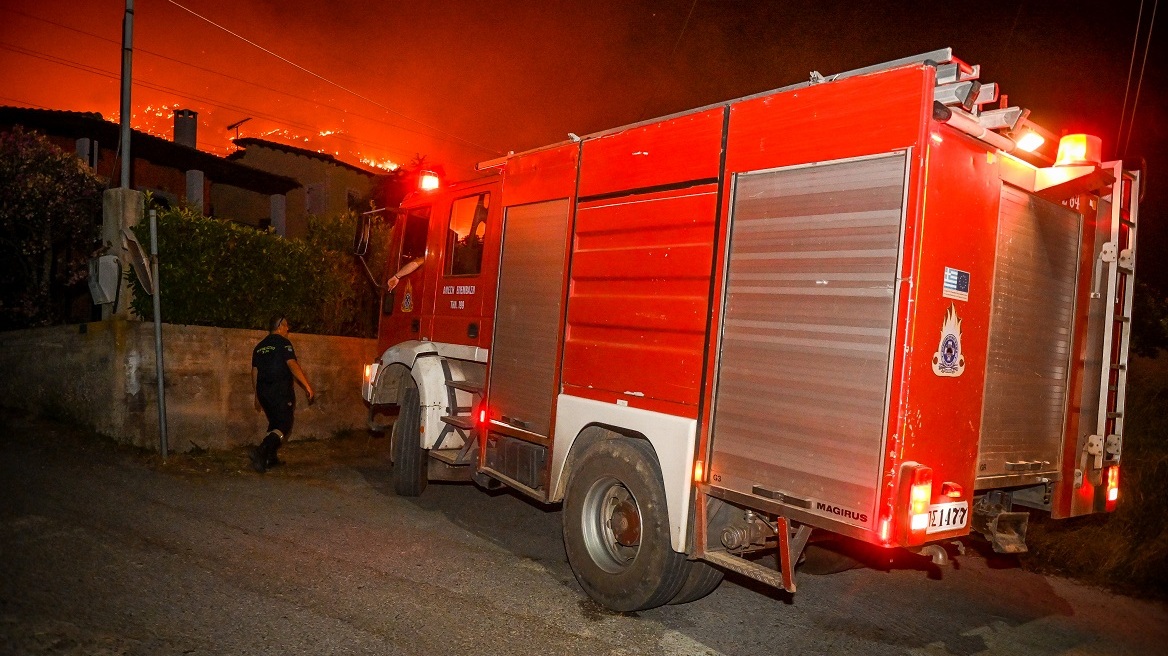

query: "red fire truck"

left=357, top=48, right=1140, bottom=611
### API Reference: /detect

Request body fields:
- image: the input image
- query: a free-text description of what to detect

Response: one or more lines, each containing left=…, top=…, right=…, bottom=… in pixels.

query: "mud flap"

left=973, top=493, right=1030, bottom=554
left=983, top=511, right=1029, bottom=553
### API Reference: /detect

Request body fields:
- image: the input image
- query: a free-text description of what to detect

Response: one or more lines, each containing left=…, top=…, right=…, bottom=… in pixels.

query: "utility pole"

left=119, top=0, right=134, bottom=188
left=149, top=208, right=169, bottom=459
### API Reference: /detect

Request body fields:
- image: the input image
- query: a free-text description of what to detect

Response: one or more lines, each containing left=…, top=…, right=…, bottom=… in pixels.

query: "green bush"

left=1022, top=356, right=1168, bottom=598
left=0, top=127, right=104, bottom=329
left=128, top=206, right=383, bottom=336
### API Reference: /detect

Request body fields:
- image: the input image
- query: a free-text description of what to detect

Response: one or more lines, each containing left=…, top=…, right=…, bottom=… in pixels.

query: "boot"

left=266, top=438, right=283, bottom=468
left=250, top=431, right=282, bottom=473
left=248, top=443, right=266, bottom=473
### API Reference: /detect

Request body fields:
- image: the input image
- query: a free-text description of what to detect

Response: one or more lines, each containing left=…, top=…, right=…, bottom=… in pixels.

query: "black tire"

left=563, top=438, right=688, bottom=612
left=668, top=560, right=724, bottom=605
left=391, top=385, right=427, bottom=497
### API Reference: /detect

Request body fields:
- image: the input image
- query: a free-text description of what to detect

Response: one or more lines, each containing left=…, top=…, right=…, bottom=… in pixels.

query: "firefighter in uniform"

left=250, top=315, right=314, bottom=473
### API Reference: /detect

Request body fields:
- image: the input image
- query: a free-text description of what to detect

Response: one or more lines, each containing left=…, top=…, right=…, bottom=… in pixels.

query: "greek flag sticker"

left=943, top=267, right=970, bottom=302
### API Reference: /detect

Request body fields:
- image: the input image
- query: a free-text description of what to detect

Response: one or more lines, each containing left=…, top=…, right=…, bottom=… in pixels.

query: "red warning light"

left=1055, top=134, right=1102, bottom=167
left=909, top=467, right=933, bottom=532
left=1106, top=465, right=1120, bottom=506
left=419, top=170, right=440, bottom=191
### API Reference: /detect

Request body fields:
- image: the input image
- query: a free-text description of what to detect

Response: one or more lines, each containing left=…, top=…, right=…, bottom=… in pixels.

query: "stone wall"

left=0, top=320, right=378, bottom=452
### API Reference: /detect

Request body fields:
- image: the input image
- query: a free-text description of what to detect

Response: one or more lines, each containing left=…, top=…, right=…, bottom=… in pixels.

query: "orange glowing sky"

left=1, top=0, right=1164, bottom=281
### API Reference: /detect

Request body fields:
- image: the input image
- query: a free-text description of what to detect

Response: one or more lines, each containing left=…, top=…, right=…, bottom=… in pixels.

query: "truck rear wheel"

left=563, top=437, right=687, bottom=612
left=391, top=385, right=427, bottom=497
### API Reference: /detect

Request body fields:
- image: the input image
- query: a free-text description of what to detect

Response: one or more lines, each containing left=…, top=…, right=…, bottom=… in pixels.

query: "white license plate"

left=926, top=501, right=969, bottom=534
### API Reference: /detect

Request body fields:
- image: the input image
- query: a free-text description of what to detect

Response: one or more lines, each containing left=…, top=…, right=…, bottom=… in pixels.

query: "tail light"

left=909, top=466, right=933, bottom=532
left=941, top=481, right=964, bottom=498
left=1106, top=465, right=1120, bottom=508
left=476, top=403, right=487, bottom=427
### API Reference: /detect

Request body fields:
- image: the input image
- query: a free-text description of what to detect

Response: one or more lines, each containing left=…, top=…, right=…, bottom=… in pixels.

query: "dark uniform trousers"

left=256, top=382, right=295, bottom=437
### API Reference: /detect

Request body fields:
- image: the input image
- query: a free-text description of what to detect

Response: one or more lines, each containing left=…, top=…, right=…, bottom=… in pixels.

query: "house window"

left=446, top=193, right=490, bottom=277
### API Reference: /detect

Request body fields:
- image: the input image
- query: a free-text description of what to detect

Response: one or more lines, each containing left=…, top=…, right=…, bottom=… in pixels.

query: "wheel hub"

left=581, top=477, right=644, bottom=574
left=608, top=498, right=641, bottom=547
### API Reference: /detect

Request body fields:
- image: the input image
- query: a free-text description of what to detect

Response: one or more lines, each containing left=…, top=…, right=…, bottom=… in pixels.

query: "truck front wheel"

left=391, top=385, right=427, bottom=496
left=668, top=560, right=723, bottom=604
left=563, top=437, right=687, bottom=611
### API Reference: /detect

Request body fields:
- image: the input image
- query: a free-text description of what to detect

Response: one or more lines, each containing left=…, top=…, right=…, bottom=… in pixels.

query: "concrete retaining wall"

left=0, top=320, right=378, bottom=451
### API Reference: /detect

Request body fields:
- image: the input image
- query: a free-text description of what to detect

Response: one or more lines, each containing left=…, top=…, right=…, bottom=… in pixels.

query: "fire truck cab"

left=359, top=48, right=1140, bottom=611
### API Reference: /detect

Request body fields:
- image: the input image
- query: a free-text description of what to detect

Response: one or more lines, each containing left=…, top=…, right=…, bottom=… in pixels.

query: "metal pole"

left=118, top=0, right=134, bottom=189
left=150, top=208, right=169, bottom=458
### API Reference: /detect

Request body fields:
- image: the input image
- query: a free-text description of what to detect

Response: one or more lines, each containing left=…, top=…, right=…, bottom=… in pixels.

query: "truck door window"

left=400, top=207, right=430, bottom=267
left=446, top=193, right=490, bottom=276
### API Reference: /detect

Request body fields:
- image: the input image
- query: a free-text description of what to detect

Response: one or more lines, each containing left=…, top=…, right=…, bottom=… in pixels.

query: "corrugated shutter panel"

left=978, top=186, right=1081, bottom=480
left=710, top=153, right=907, bottom=528
left=488, top=199, right=571, bottom=437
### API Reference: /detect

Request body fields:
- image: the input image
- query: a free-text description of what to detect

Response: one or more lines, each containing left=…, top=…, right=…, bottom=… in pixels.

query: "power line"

left=0, top=6, right=481, bottom=153
left=0, top=94, right=53, bottom=110
left=2, top=89, right=296, bottom=154
left=0, top=42, right=117, bottom=81
left=1121, top=0, right=1158, bottom=158
left=162, top=0, right=500, bottom=155
left=0, top=41, right=421, bottom=163
left=1116, top=0, right=1145, bottom=158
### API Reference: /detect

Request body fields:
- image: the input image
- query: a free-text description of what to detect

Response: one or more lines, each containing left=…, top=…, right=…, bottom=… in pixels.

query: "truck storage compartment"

left=708, top=152, right=908, bottom=532
left=977, top=186, right=1082, bottom=487
left=487, top=198, right=572, bottom=438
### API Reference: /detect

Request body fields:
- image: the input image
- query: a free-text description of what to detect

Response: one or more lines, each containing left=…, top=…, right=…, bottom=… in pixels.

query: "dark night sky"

left=1, top=0, right=1164, bottom=287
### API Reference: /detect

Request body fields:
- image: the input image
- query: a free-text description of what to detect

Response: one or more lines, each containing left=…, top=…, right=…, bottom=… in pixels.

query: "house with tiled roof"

left=0, top=106, right=300, bottom=232
left=220, top=137, right=385, bottom=239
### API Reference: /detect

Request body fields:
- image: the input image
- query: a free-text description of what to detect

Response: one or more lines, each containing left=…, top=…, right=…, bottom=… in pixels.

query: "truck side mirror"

left=353, top=212, right=371, bottom=256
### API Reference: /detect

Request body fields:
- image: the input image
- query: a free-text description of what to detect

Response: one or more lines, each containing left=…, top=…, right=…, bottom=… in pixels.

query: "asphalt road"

left=2, top=410, right=1166, bottom=656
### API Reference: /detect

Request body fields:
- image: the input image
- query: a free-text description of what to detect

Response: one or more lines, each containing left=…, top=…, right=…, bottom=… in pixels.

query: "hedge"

left=128, top=206, right=384, bottom=337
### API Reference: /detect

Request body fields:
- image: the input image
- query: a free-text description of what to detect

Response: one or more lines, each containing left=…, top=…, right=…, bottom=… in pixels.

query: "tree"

left=0, top=126, right=104, bottom=329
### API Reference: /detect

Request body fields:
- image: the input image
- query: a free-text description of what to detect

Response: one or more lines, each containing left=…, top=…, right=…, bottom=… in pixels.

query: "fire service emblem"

left=932, top=304, right=965, bottom=377
left=401, top=279, right=414, bottom=313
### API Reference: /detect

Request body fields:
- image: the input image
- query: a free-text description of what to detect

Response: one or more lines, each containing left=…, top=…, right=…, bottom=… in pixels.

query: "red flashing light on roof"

left=419, top=170, right=440, bottom=191
left=1055, top=134, right=1102, bottom=167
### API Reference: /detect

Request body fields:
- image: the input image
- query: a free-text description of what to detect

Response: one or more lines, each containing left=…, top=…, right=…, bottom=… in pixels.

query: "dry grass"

left=1023, top=355, right=1168, bottom=598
